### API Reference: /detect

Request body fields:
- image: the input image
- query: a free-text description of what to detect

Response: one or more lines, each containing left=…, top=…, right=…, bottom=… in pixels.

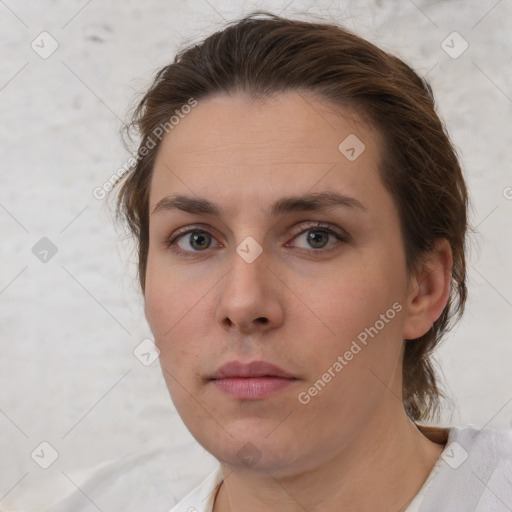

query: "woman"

left=113, top=11, right=511, bottom=512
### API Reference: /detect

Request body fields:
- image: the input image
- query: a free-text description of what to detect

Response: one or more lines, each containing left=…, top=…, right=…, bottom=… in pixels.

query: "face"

left=145, top=91, right=414, bottom=476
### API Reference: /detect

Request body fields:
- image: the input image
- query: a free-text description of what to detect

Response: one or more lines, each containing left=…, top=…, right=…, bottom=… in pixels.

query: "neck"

left=213, top=406, right=446, bottom=512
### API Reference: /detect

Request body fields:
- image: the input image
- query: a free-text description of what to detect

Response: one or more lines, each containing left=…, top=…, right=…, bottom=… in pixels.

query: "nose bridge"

left=226, top=238, right=268, bottom=304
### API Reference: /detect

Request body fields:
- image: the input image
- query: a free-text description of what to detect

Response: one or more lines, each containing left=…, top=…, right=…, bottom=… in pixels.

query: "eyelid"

left=167, top=223, right=217, bottom=242
left=288, top=221, right=350, bottom=242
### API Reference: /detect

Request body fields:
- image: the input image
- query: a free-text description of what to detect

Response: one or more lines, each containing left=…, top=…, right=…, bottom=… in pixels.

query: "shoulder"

left=43, top=444, right=219, bottom=512
left=168, top=465, right=223, bottom=512
left=420, top=425, right=512, bottom=512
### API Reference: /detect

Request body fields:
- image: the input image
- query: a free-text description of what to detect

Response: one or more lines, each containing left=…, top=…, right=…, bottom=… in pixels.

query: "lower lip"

left=211, top=377, right=296, bottom=400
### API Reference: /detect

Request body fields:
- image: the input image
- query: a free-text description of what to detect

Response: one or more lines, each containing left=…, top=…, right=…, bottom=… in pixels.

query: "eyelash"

left=163, top=222, right=350, bottom=256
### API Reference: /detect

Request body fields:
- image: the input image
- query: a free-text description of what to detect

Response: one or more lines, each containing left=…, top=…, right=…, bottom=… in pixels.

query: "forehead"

left=156, top=91, right=379, bottom=160
left=150, top=91, right=384, bottom=211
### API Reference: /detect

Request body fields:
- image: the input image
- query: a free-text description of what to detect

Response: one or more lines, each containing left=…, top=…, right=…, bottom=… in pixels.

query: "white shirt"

left=168, top=425, right=512, bottom=512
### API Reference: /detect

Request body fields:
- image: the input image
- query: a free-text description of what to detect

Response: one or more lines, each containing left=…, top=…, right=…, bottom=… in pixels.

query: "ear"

left=402, top=238, right=453, bottom=340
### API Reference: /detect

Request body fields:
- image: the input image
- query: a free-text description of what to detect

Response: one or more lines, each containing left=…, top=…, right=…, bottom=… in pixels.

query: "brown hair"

left=114, top=11, right=468, bottom=422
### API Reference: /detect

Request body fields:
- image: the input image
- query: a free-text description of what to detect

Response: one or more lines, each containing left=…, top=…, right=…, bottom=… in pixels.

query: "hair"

left=113, top=11, right=468, bottom=423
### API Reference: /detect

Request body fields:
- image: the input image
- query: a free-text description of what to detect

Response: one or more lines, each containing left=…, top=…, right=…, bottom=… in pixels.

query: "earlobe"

left=402, top=239, right=453, bottom=340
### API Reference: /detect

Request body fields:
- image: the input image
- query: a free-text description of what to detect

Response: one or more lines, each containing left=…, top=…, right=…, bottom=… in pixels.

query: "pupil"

left=191, top=232, right=210, bottom=250
left=308, top=231, right=327, bottom=248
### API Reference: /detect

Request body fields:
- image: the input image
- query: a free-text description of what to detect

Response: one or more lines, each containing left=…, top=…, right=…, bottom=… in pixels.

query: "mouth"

left=210, top=376, right=297, bottom=400
left=208, top=360, right=298, bottom=400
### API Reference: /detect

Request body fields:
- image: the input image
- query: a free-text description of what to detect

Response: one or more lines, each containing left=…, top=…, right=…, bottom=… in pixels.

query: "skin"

left=144, top=91, right=452, bottom=511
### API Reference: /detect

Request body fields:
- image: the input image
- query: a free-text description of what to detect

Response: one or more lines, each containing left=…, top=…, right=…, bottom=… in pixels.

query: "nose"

left=215, top=247, right=285, bottom=336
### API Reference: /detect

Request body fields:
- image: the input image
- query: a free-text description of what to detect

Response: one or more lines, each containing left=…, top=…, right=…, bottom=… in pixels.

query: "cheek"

left=300, top=252, right=407, bottom=391
left=144, top=277, right=201, bottom=411
left=293, top=272, right=406, bottom=429
left=145, top=248, right=195, bottom=335
left=320, top=261, right=405, bottom=338
left=144, top=255, right=220, bottom=390
left=144, top=258, right=194, bottom=361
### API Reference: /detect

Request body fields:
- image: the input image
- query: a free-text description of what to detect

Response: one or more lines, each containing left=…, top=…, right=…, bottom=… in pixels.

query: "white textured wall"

left=1, top=1, right=511, bottom=510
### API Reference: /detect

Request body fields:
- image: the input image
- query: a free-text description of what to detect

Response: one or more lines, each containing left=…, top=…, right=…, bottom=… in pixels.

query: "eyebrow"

left=152, top=191, right=367, bottom=217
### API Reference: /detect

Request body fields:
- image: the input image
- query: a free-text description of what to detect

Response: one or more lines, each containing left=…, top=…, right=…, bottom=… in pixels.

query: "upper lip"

left=209, top=360, right=296, bottom=380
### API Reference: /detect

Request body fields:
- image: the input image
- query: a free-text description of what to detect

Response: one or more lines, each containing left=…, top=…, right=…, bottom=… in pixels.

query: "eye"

left=164, top=222, right=349, bottom=255
left=164, top=227, right=222, bottom=254
left=289, top=223, right=348, bottom=251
